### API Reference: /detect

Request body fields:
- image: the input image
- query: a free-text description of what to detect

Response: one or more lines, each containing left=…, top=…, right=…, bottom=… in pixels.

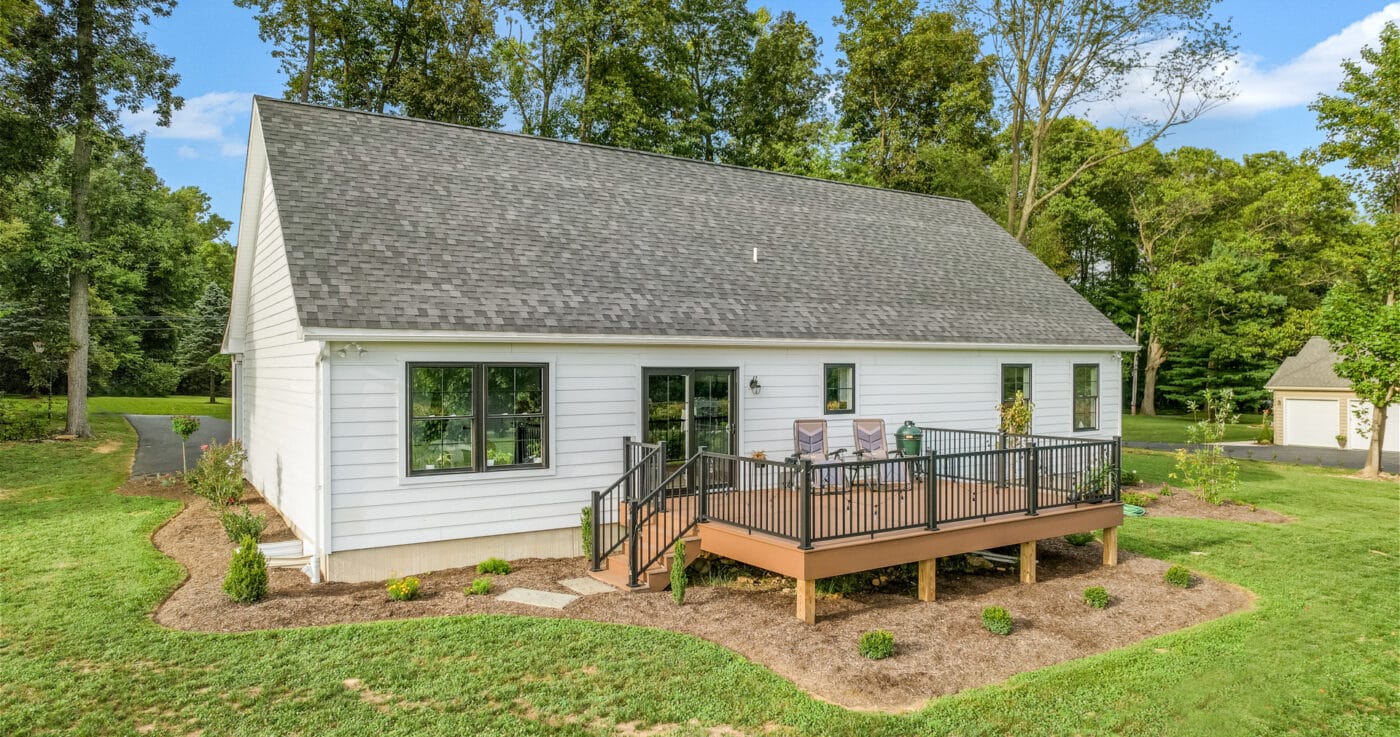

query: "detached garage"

left=1267, top=337, right=1399, bottom=452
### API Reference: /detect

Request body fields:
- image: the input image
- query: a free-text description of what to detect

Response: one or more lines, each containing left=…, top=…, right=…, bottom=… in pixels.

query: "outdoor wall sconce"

left=336, top=343, right=367, bottom=359
left=749, top=376, right=762, bottom=395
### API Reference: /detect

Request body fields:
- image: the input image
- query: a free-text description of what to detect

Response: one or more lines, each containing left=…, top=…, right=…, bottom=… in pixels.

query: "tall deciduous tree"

left=1312, top=21, right=1400, bottom=477
left=957, top=0, right=1235, bottom=243
left=3, top=0, right=180, bottom=436
left=835, top=0, right=996, bottom=201
left=728, top=9, right=826, bottom=172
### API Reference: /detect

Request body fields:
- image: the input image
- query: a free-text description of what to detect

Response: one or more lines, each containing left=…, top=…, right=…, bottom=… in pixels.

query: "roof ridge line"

left=251, top=95, right=978, bottom=208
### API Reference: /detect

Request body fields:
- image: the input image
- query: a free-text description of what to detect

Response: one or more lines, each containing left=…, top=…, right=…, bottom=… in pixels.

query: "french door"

left=643, top=368, right=736, bottom=478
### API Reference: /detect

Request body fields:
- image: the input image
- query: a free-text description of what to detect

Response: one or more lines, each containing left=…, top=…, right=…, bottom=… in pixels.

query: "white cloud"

left=1090, top=3, right=1400, bottom=126
left=1214, top=3, right=1400, bottom=118
left=123, top=90, right=252, bottom=158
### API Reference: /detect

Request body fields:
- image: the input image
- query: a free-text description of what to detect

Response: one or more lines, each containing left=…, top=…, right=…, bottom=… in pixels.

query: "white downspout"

left=304, top=341, right=330, bottom=584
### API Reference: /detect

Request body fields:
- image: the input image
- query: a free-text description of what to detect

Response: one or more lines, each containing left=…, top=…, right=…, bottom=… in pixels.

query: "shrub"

left=1074, top=463, right=1119, bottom=500
left=1256, top=422, right=1274, bottom=445
left=219, top=505, right=267, bottom=543
left=858, top=630, right=895, bottom=659
left=465, top=576, right=492, bottom=596
left=223, top=536, right=268, bottom=603
left=580, top=506, right=593, bottom=557
left=670, top=539, right=687, bottom=605
left=0, top=400, right=47, bottom=441
left=1120, top=468, right=1143, bottom=485
left=187, top=439, right=246, bottom=508
left=981, top=606, right=1013, bottom=635
left=1121, top=491, right=1158, bottom=507
left=1063, top=532, right=1095, bottom=546
left=1164, top=565, right=1193, bottom=588
left=1083, top=586, right=1110, bottom=609
left=386, top=576, right=421, bottom=601
left=1171, top=389, right=1240, bottom=504
left=998, top=390, right=1034, bottom=434
left=476, top=557, right=511, bottom=575
left=111, top=358, right=182, bottom=397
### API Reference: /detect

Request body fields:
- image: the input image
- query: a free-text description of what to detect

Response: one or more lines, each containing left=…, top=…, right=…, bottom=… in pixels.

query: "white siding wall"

left=238, top=167, right=321, bottom=540
left=327, top=343, right=1122, bottom=552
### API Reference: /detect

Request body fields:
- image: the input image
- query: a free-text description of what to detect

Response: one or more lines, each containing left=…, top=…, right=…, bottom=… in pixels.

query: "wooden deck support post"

left=1102, top=526, right=1119, bottom=566
left=917, top=558, right=937, bottom=602
left=796, top=578, right=816, bottom=624
left=1019, top=540, right=1036, bottom=584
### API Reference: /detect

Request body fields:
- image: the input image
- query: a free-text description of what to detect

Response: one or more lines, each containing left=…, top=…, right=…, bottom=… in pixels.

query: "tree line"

left=0, top=1, right=1394, bottom=472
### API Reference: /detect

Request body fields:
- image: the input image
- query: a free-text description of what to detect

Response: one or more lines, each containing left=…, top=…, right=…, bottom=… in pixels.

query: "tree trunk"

left=65, top=0, right=97, bottom=439
left=1130, top=313, right=1142, bottom=415
left=300, top=5, right=317, bottom=103
left=1141, top=333, right=1166, bottom=417
left=1362, top=393, right=1393, bottom=478
left=209, top=372, right=218, bottom=404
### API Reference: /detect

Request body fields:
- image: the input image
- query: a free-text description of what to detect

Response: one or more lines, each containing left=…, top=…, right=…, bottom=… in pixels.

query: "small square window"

left=1001, top=364, right=1031, bottom=405
left=824, top=364, right=855, bottom=414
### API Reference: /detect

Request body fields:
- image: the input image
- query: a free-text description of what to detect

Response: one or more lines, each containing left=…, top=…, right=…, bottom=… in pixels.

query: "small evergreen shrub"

left=223, top=536, right=268, bottom=603
left=220, top=505, right=267, bottom=543
left=858, top=630, right=895, bottom=659
left=476, top=557, right=511, bottom=575
left=1164, top=565, right=1193, bottom=588
left=465, top=576, right=492, bottom=596
left=386, top=576, right=421, bottom=601
left=981, top=606, right=1013, bottom=635
left=1256, top=422, right=1274, bottom=445
left=1083, top=586, right=1110, bottom=609
left=1120, top=468, right=1143, bottom=485
left=670, top=539, right=687, bottom=605
left=1064, top=532, right=1095, bottom=546
left=580, top=506, right=593, bottom=557
left=187, top=439, right=246, bottom=507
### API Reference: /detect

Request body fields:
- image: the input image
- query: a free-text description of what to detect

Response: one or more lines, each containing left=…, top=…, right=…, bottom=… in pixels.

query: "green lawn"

left=1121, top=411, right=1265, bottom=444
left=0, top=419, right=1396, bottom=736
left=5, top=394, right=230, bottom=423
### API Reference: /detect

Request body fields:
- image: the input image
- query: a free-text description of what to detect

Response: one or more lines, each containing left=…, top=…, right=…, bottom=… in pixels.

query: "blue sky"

left=122, top=1, right=1400, bottom=238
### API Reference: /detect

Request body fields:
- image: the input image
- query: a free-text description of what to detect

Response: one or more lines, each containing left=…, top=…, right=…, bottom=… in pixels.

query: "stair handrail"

left=627, top=449, right=706, bottom=588
left=589, top=439, right=664, bottom=571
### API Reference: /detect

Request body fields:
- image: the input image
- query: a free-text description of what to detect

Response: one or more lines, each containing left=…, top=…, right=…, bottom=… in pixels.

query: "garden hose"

left=1123, top=504, right=1146, bottom=517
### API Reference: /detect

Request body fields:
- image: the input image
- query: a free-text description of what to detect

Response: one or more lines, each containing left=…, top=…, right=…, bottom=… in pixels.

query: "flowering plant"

left=386, top=576, right=421, bottom=601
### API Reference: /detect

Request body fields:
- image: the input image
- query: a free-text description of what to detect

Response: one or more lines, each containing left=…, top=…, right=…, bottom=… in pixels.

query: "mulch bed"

left=1126, top=483, right=1291, bottom=523
left=133, top=479, right=1253, bottom=712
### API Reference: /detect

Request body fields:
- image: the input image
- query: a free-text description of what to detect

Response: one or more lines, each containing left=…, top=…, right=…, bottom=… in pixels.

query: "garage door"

left=1348, top=400, right=1400, bottom=452
left=1284, top=399, right=1340, bottom=447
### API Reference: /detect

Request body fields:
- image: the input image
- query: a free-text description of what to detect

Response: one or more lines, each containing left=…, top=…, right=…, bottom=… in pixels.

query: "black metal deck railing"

left=588, top=437, right=663, bottom=572
left=591, top=429, right=1121, bottom=586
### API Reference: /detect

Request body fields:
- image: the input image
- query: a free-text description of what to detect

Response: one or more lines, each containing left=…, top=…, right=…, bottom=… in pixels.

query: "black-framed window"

left=1073, top=364, right=1099, bottom=431
left=408, top=363, right=547, bottom=475
left=1001, top=364, right=1031, bottom=404
left=824, top=363, right=855, bottom=414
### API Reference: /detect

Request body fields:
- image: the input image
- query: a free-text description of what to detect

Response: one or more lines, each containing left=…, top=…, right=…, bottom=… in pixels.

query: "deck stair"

left=587, top=531, right=703, bottom=592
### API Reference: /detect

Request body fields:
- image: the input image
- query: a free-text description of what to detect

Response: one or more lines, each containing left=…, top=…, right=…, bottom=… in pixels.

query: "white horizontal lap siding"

left=327, top=343, right=1124, bottom=552
left=239, top=166, right=319, bottom=541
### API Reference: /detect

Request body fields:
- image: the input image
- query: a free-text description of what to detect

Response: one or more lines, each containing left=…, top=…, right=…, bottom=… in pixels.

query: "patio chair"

left=788, top=419, right=846, bottom=493
left=850, top=418, right=910, bottom=492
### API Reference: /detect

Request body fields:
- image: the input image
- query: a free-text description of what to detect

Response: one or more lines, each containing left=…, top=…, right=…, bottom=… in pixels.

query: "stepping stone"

left=496, top=588, right=578, bottom=609
left=559, top=577, right=617, bottom=595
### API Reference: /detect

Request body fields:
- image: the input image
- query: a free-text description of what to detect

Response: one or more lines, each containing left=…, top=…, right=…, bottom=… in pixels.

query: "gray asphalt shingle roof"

left=255, top=97, right=1134, bottom=346
left=1266, top=337, right=1351, bottom=389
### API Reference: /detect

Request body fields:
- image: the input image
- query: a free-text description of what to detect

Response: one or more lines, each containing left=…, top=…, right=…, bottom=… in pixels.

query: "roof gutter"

left=301, top=327, right=1139, bottom=353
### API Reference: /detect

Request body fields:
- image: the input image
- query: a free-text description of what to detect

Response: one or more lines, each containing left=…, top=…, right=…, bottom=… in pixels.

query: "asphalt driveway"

left=1126, top=440, right=1398, bottom=473
left=125, top=414, right=232, bottom=476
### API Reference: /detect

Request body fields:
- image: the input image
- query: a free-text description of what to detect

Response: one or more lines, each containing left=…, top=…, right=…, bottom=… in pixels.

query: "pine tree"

left=178, top=284, right=231, bottom=403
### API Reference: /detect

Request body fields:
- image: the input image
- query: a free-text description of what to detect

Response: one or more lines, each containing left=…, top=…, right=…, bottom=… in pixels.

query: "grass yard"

left=0, top=418, right=1396, bottom=735
left=1122, top=411, right=1265, bottom=444
left=4, top=394, right=231, bottom=425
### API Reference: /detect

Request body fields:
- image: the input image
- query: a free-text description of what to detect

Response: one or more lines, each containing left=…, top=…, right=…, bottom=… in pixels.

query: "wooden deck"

left=590, top=480, right=1123, bottom=621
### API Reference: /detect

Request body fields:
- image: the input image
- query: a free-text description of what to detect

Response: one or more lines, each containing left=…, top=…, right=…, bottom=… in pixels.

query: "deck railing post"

left=656, top=440, right=667, bottom=512
left=1027, top=442, right=1040, bottom=516
left=1112, top=436, right=1122, bottom=502
left=925, top=453, right=939, bottom=531
left=589, top=490, right=603, bottom=571
left=697, top=446, right=709, bottom=522
left=997, top=430, right=1008, bottom=488
left=626, top=500, right=641, bottom=588
left=622, top=435, right=632, bottom=500
left=799, top=460, right=814, bottom=550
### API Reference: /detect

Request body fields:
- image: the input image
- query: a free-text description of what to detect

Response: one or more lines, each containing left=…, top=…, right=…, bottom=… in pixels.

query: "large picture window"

left=824, top=363, right=855, bottom=414
left=1001, top=364, right=1031, bottom=404
left=1073, top=364, right=1100, bottom=431
left=408, top=363, right=547, bottom=475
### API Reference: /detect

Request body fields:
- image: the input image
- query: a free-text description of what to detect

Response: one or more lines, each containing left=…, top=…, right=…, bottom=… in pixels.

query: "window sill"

left=400, top=465, right=558, bottom=486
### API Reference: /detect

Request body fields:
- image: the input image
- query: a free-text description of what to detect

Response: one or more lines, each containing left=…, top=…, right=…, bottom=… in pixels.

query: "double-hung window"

left=824, top=364, right=855, bottom=414
left=408, top=363, right=547, bottom=475
left=1073, top=364, right=1100, bottom=431
left=1001, top=364, right=1032, bottom=405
